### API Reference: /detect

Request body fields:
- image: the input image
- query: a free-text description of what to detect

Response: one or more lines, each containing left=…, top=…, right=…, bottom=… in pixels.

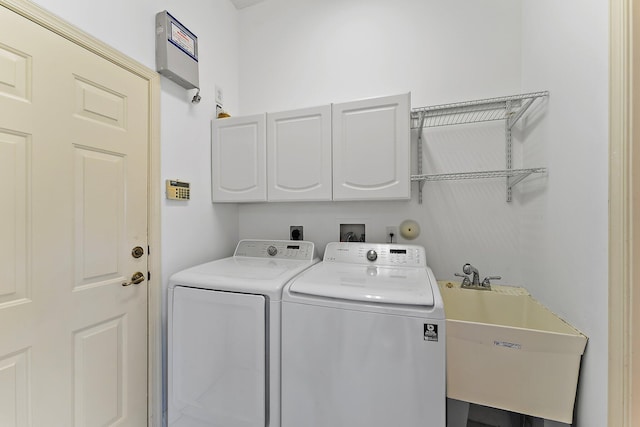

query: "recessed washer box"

left=155, top=10, right=199, bottom=90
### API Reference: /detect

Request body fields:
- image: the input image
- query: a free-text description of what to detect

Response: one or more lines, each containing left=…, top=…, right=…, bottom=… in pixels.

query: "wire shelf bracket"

left=411, top=91, right=549, bottom=203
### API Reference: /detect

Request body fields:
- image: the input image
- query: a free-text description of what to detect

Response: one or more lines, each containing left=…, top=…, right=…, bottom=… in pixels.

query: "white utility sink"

left=438, top=281, right=587, bottom=424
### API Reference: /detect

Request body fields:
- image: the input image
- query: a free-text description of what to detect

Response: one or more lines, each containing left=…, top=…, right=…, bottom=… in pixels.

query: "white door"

left=332, top=93, right=411, bottom=201
left=267, top=105, right=332, bottom=201
left=0, top=5, right=149, bottom=426
left=211, top=114, right=267, bottom=202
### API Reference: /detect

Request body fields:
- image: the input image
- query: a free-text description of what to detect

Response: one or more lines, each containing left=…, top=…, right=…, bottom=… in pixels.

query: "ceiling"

left=229, top=0, right=267, bottom=9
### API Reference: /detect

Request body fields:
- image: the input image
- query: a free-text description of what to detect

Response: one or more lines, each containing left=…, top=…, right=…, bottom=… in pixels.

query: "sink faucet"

left=455, top=263, right=501, bottom=290
left=463, top=263, right=480, bottom=287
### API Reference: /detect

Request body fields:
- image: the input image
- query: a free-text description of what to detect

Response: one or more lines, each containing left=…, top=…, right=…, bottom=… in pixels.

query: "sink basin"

left=438, top=281, right=587, bottom=424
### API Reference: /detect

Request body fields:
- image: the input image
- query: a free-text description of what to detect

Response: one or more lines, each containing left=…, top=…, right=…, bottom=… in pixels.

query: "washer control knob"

left=366, top=250, right=378, bottom=262
left=267, top=245, right=278, bottom=256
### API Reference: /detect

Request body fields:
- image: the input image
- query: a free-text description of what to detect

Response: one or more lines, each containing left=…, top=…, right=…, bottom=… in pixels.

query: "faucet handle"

left=482, top=276, right=501, bottom=287
left=462, top=264, right=473, bottom=275
left=455, top=273, right=471, bottom=287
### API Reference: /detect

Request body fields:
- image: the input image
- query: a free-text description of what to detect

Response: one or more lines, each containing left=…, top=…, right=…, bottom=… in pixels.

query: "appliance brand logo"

left=423, top=324, right=438, bottom=342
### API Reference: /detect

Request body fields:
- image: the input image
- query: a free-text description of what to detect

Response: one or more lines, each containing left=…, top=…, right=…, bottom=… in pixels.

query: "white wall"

left=26, top=0, right=609, bottom=424
left=237, top=0, right=525, bottom=283
left=520, top=1, right=609, bottom=426
left=237, top=0, right=608, bottom=425
left=238, top=0, right=522, bottom=113
left=28, top=0, right=242, bottom=419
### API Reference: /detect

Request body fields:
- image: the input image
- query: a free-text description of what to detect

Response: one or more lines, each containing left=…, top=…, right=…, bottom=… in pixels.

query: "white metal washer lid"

left=287, top=262, right=435, bottom=307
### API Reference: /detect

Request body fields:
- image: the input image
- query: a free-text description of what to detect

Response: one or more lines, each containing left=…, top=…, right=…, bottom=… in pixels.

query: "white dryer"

left=281, top=242, right=446, bottom=427
left=167, top=240, right=319, bottom=427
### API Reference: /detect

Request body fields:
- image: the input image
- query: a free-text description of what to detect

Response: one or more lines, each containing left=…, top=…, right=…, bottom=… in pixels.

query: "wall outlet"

left=215, top=85, right=224, bottom=105
left=290, top=225, right=303, bottom=241
left=386, top=226, right=398, bottom=243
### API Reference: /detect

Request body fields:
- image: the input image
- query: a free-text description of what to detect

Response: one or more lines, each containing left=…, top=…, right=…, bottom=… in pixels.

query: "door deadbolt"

left=131, top=246, right=144, bottom=258
left=122, top=272, right=145, bottom=287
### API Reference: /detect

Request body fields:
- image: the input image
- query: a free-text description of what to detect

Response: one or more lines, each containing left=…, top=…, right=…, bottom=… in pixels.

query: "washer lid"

left=288, top=263, right=435, bottom=307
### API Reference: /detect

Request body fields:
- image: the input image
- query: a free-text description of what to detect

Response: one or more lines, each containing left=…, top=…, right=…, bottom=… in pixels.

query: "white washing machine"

left=167, top=240, right=319, bottom=427
left=281, top=242, right=446, bottom=427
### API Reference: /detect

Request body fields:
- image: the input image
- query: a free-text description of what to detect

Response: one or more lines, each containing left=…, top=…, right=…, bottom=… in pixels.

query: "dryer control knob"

left=267, top=245, right=278, bottom=256
left=366, top=250, right=378, bottom=262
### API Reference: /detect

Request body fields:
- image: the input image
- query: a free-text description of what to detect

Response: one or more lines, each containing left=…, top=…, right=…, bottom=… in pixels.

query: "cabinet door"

left=332, top=93, right=411, bottom=200
left=267, top=105, right=332, bottom=201
left=211, top=114, right=266, bottom=202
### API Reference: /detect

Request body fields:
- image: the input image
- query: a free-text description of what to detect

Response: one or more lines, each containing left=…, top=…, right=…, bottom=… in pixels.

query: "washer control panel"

left=234, top=240, right=316, bottom=261
left=323, top=242, right=426, bottom=267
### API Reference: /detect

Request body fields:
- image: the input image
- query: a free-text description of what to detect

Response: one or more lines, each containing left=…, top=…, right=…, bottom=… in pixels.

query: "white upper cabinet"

left=211, top=93, right=411, bottom=203
left=267, top=105, right=332, bottom=201
left=211, top=114, right=266, bottom=202
left=332, top=93, right=411, bottom=201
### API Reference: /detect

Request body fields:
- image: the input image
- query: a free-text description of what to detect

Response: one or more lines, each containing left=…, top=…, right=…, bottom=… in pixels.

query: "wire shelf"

left=411, top=91, right=549, bottom=128
left=411, top=167, right=546, bottom=182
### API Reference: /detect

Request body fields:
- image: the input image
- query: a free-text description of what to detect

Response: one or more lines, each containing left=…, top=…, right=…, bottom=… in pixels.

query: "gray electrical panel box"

left=155, top=11, right=199, bottom=90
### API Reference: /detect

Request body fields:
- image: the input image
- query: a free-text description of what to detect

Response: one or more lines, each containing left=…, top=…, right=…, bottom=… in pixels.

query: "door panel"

left=267, top=105, right=332, bottom=201
left=211, top=114, right=267, bottom=202
left=73, top=147, right=125, bottom=289
left=73, top=316, right=125, bottom=427
left=73, top=77, right=127, bottom=129
left=332, top=93, right=411, bottom=200
left=169, top=286, right=266, bottom=427
left=0, top=43, right=30, bottom=101
left=0, top=5, right=149, bottom=426
left=0, top=349, right=30, bottom=427
left=0, top=131, right=29, bottom=306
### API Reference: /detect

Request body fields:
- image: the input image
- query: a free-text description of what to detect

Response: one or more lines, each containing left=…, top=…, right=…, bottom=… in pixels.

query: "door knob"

left=122, top=271, right=145, bottom=287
